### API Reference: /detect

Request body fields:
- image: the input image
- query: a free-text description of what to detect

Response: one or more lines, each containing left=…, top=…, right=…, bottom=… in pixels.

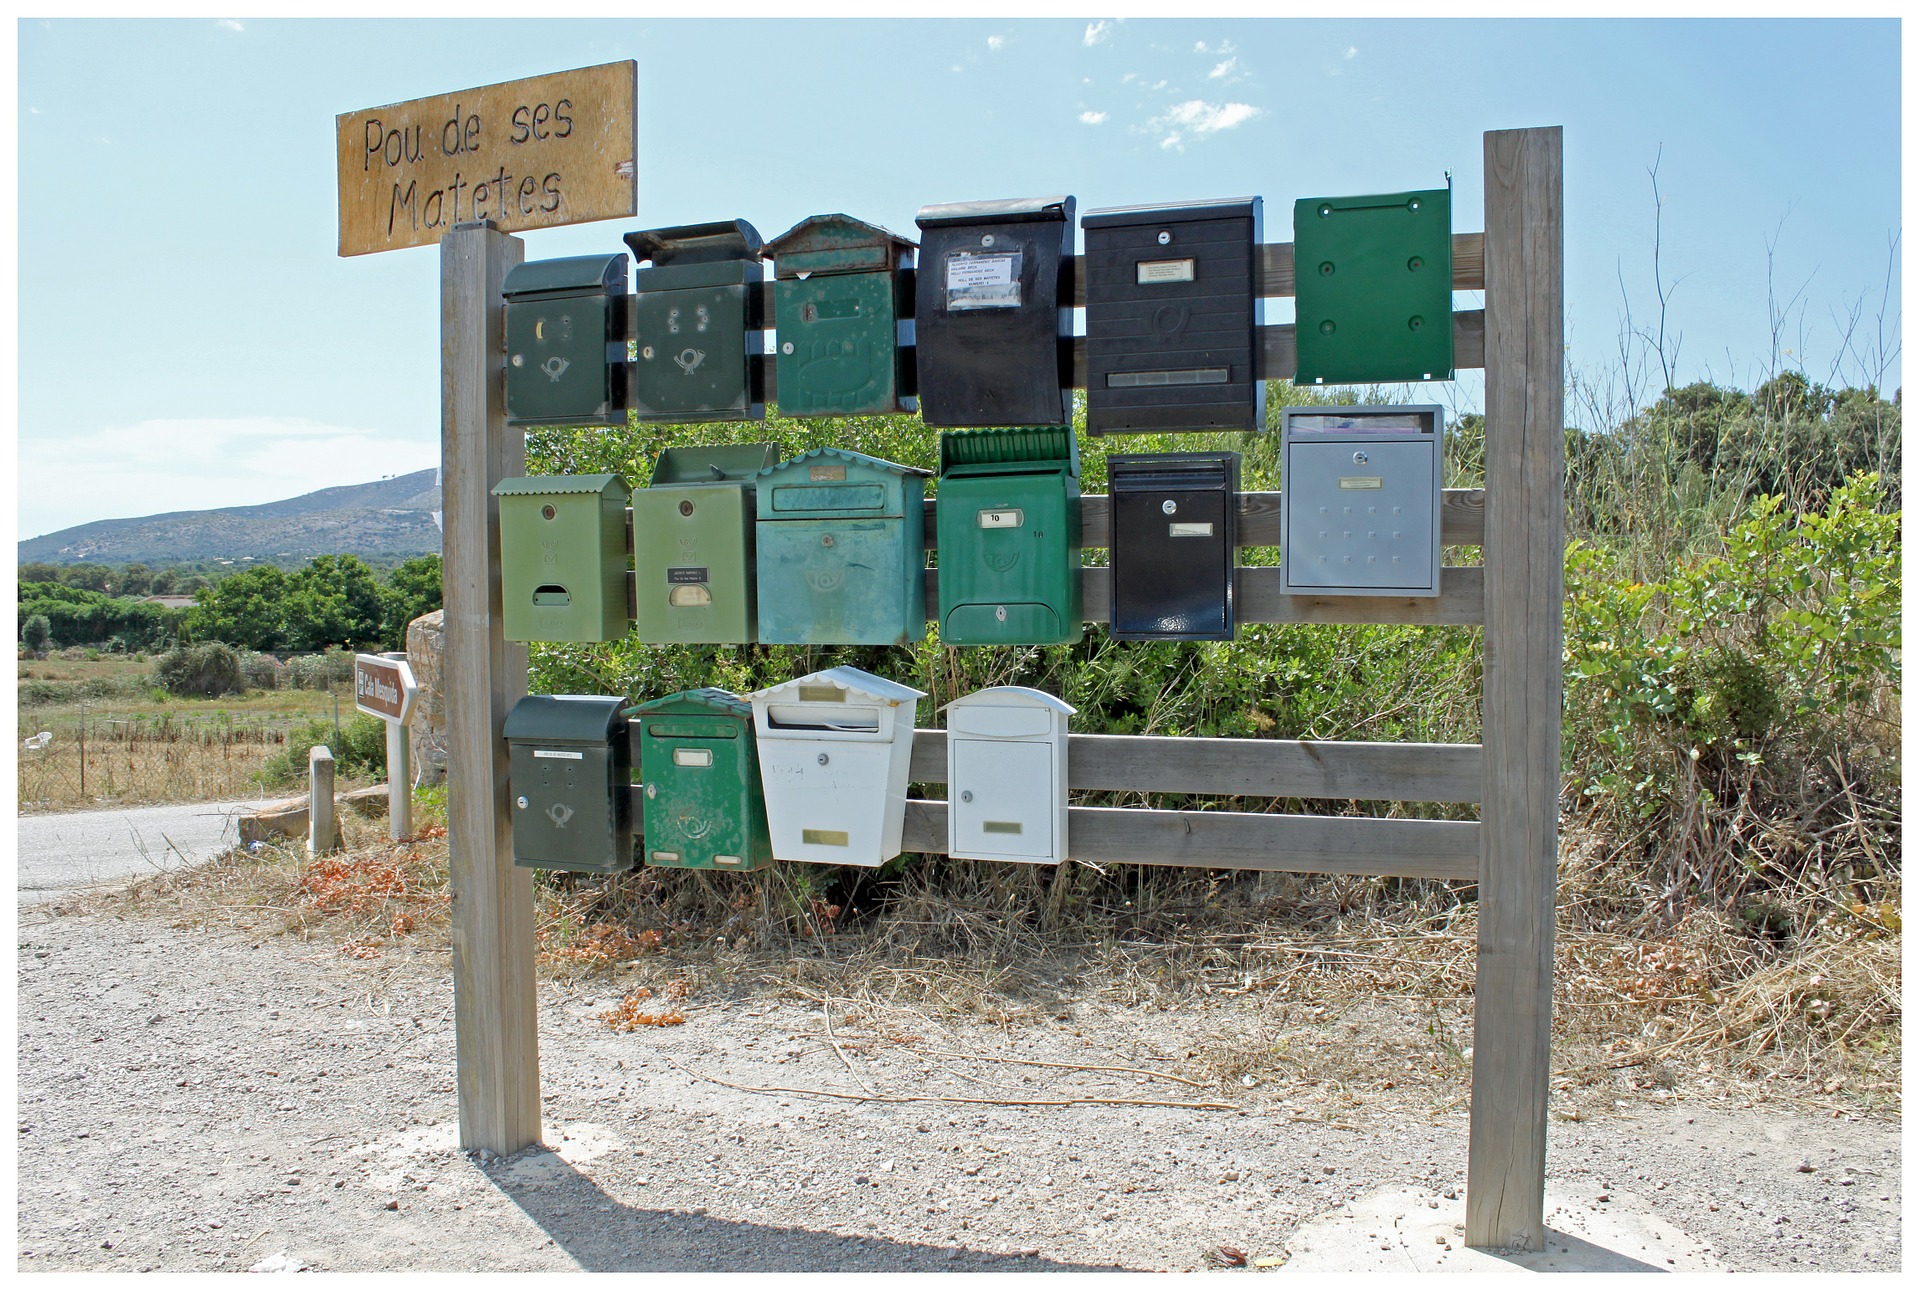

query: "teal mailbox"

left=763, top=214, right=917, bottom=417
left=935, top=426, right=1083, bottom=646
left=755, top=447, right=931, bottom=646
left=628, top=688, right=774, bottom=872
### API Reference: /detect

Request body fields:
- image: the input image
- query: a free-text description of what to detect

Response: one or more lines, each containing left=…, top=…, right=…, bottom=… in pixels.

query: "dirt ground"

left=15, top=899, right=1902, bottom=1273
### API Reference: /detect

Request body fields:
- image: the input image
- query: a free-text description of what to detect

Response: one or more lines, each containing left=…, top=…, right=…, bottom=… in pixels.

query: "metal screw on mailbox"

left=817, top=753, right=829, bottom=766
left=516, top=796, right=528, bottom=809
left=1408, top=316, right=1424, bottom=331
left=960, top=790, right=973, bottom=803
left=1157, top=231, right=1171, bottom=245
left=1320, top=261, right=1335, bottom=277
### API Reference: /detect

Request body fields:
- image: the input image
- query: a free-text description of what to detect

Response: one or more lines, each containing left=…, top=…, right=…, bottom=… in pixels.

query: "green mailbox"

left=628, top=688, right=773, bottom=872
left=624, top=220, right=766, bottom=423
left=493, top=474, right=630, bottom=643
left=632, top=443, right=779, bottom=644
left=504, top=694, right=633, bottom=875
left=763, top=214, right=917, bottom=417
left=755, top=447, right=931, bottom=646
left=935, top=426, right=1083, bottom=646
left=503, top=253, right=630, bottom=427
left=1293, top=185, right=1454, bottom=385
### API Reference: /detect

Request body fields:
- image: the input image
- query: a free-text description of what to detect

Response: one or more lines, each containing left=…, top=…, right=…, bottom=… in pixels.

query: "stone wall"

left=404, top=609, right=447, bottom=787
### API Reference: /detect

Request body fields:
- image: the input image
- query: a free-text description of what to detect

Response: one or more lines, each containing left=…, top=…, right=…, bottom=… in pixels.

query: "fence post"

left=307, top=745, right=338, bottom=856
left=386, top=718, right=412, bottom=840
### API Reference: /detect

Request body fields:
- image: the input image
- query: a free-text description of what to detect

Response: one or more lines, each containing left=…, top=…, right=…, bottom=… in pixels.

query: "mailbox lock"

left=1156, top=230, right=1172, bottom=246
left=980, top=234, right=995, bottom=247
left=516, top=795, right=529, bottom=809
left=995, top=605, right=1007, bottom=623
left=960, top=790, right=974, bottom=803
left=1161, top=499, right=1177, bottom=516
left=782, top=341, right=795, bottom=354
left=679, top=500, right=695, bottom=517
left=541, top=505, right=556, bottom=521
left=1353, top=450, right=1370, bottom=466
left=817, top=753, right=830, bottom=766
left=645, top=783, right=657, bottom=799
left=641, top=345, right=655, bottom=360
left=821, top=533, right=835, bottom=548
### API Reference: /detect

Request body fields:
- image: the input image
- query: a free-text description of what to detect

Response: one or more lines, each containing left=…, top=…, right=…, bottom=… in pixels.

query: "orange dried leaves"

left=601, top=987, right=686, bottom=1031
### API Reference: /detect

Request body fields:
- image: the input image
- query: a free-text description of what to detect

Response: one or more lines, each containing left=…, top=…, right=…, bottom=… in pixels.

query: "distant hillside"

left=18, top=470, right=443, bottom=566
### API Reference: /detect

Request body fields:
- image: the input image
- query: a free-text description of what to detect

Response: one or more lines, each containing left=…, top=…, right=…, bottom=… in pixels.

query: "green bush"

left=258, top=713, right=388, bottom=786
left=21, top=614, right=51, bottom=655
left=150, top=642, right=247, bottom=699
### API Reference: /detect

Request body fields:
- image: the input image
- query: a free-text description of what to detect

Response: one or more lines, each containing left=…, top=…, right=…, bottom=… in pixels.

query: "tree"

left=381, top=554, right=443, bottom=647
left=283, top=554, right=386, bottom=652
left=185, top=565, right=289, bottom=651
left=22, top=614, right=51, bottom=657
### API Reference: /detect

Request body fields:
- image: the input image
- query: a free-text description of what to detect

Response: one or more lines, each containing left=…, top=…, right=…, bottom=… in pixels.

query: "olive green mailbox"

left=755, top=447, right=931, bottom=646
left=1294, top=185, right=1454, bottom=385
left=503, top=253, right=630, bottom=427
left=935, top=426, right=1083, bottom=646
left=624, top=220, right=766, bottom=423
left=493, top=474, right=630, bottom=643
left=504, top=694, right=633, bottom=875
left=632, top=443, right=777, bottom=644
left=763, top=214, right=917, bottom=417
left=628, top=688, right=774, bottom=872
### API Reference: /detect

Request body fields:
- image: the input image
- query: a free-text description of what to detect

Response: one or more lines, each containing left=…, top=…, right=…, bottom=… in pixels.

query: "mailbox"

left=1282, top=405, right=1443, bottom=597
left=628, top=688, right=773, bottom=872
left=763, top=214, right=917, bottom=416
left=944, top=686, right=1075, bottom=865
left=633, top=443, right=779, bottom=644
left=624, top=220, right=766, bottom=423
left=912, top=196, right=1075, bottom=427
left=493, top=474, right=631, bottom=643
left=503, top=253, right=630, bottom=427
left=1107, top=452, right=1241, bottom=641
left=754, top=447, right=931, bottom=647
left=504, top=694, right=633, bottom=874
left=748, top=666, right=927, bottom=867
left=1293, top=187, right=1453, bottom=385
left=1081, top=197, right=1264, bottom=435
left=935, top=426, right=1082, bottom=646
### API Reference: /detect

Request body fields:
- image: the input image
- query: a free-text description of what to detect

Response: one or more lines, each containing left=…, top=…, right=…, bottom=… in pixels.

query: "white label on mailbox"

left=1339, top=476, right=1385, bottom=490
left=1168, top=522, right=1215, bottom=537
left=946, top=251, right=1021, bottom=309
left=672, top=747, right=714, bottom=767
left=1137, top=258, right=1196, bottom=284
left=977, top=508, right=1024, bottom=529
left=532, top=749, right=585, bottom=760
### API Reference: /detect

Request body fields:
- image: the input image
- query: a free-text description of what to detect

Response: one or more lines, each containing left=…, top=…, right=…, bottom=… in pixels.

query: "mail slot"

left=503, top=253, right=630, bottom=427
left=1293, top=186, right=1453, bottom=385
left=628, top=688, right=773, bottom=872
left=755, top=447, right=931, bottom=646
left=763, top=214, right=917, bottom=416
left=504, top=694, right=633, bottom=874
left=935, top=426, right=1082, bottom=646
left=1282, top=405, right=1443, bottom=597
left=1081, top=197, right=1263, bottom=435
left=493, top=474, right=631, bottom=643
left=913, top=196, right=1075, bottom=427
left=1107, top=451, right=1241, bottom=640
left=748, top=666, right=927, bottom=867
left=624, top=220, right=766, bottom=423
left=944, top=686, right=1075, bottom=865
left=633, top=443, right=778, bottom=644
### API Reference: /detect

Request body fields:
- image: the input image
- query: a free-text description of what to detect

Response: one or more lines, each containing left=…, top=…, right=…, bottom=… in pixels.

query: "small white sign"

left=946, top=251, right=1021, bottom=309
left=1136, top=258, right=1196, bottom=284
left=533, top=749, right=585, bottom=761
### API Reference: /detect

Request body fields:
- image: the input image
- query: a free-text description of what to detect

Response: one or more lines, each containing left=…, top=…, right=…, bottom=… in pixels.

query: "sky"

left=11, top=14, right=1904, bottom=541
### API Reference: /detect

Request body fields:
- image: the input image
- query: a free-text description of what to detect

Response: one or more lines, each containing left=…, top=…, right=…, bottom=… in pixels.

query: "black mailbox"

left=1082, top=197, right=1264, bottom=436
left=503, top=694, right=634, bottom=874
left=913, top=195, right=1075, bottom=427
left=1107, top=452, right=1240, bottom=641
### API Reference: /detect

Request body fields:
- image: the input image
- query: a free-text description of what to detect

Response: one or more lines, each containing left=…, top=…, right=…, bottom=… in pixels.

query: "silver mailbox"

left=1282, top=405, right=1443, bottom=598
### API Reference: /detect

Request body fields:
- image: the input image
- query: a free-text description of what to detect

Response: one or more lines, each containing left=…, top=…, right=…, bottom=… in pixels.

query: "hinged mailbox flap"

left=763, top=214, right=916, bottom=278
left=651, top=444, right=780, bottom=487
left=625, top=220, right=763, bottom=265
left=756, top=448, right=929, bottom=519
left=915, top=196, right=1074, bottom=227
left=503, top=253, right=628, bottom=299
left=493, top=473, right=626, bottom=500
left=504, top=693, right=626, bottom=744
left=1081, top=196, right=1261, bottom=229
left=939, top=426, right=1079, bottom=476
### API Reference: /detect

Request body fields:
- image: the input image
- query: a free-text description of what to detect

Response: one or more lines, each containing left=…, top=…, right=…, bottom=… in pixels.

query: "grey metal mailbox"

left=1281, top=405, right=1443, bottom=598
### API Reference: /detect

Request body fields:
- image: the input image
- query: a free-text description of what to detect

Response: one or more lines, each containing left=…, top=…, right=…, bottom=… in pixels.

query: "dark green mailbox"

left=763, top=215, right=917, bottom=417
left=493, top=474, right=630, bottom=643
left=504, top=694, right=633, bottom=875
left=755, top=447, right=930, bottom=646
left=503, top=253, right=629, bottom=427
left=1293, top=186, right=1453, bottom=385
left=632, top=443, right=778, bottom=645
left=624, top=220, right=766, bottom=423
left=936, top=426, right=1083, bottom=646
left=628, top=688, right=773, bottom=872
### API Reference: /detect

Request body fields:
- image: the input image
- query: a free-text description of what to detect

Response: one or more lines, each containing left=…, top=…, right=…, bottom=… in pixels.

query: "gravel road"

left=15, top=904, right=1901, bottom=1273
left=15, top=799, right=271, bottom=904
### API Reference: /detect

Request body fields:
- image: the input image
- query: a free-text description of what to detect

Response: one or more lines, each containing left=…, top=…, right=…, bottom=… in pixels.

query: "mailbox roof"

left=626, top=688, right=752, bottom=719
left=941, top=685, right=1076, bottom=717
left=493, top=473, right=627, bottom=499
left=915, top=195, right=1075, bottom=228
left=763, top=213, right=916, bottom=258
left=503, top=693, right=627, bottom=742
left=1081, top=195, right=1262, bottom=228
left=502, top=252, right=628, bottom=297
left=748, top=665, right=927, bottom=707
left=623, top=219, right=763, bottom=266
left=939, top=426, right=1079, bottom=476
left=651, top=444, right=780, bottom=487
left=758, top=446, right=931, bottom=481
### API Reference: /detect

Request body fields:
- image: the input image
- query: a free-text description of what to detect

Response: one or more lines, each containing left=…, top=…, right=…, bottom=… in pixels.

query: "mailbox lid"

left=1294, top=187, right=1453, bottom=384
left=1081, top=196, right=1261, bottom=229
left=943, top=686, right=1075, bottom=734
left=915, top=196, right=1075, bottom=228
left=503, top=253, right=629, bottom=299
left=493, top=473, right=627, bottom=503
left=652, top=444, right=780, bottom=487
left=763, top=213, right=916, bottom=278
left=626, top=219, right=763, bottom=282
left=504, top=693, right=628, bottom=745
left=757, top=448, right=929, bottom=520
left=628, top=687, right=752, bottom=722
left=939, top=426, right=1079, bottom=479
left=749, top=666, right=926, bottom=735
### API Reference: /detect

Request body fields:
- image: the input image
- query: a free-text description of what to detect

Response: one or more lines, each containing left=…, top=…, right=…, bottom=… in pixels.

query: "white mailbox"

left=1282, top=404, right=1444, bottom=598
left=943, top=686, right=1075, bottom=865
left=748, top=665, right=928, bottom=867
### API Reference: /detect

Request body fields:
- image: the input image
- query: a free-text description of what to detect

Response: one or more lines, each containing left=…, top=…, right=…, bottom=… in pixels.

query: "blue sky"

left=13, top=16, right=1903, bottom=540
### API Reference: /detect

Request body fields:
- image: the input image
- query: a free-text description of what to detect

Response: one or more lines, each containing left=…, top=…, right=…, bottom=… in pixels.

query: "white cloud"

left=1148, top=99, right=1262, bottom=150
left=1208, top=57, right=1238, bottom=79
left=215, top=18, right=244, bottom=32
left=987, top=34, right=1004, bottom=51
left=1079, top=110, right=1109, bottom=125
left=16, top=417, right=437, bottom=540
left=1345, top=45, right=1358, bottom=59
left=1084, top=19, right=1113, bottom=47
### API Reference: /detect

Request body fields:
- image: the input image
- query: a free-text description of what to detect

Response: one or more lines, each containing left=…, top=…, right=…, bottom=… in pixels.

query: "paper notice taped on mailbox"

left=946, top=252, right=1021, bottom=309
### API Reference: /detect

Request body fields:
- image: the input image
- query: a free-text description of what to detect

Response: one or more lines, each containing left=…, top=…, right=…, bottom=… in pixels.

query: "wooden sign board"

left=336, top=61, right=636, bottom=257
left=354, top=653, right=419, bottom=724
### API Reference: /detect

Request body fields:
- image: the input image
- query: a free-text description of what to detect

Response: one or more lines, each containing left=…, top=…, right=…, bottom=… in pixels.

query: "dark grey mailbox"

left=502, top=253, right=630, bottom=428
left=1106, top=451, right=1241, bottom=641
left=1081, top=197, right=1264, bottom=436
left=623, top=220, right=766, bottom=423
left=503, top=694, right=633, bottom=874
left=912, top=195, right=1075, bottom=427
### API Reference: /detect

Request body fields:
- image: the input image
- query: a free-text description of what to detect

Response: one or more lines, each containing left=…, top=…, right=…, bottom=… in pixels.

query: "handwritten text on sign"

left=335, top=61, right=636, bottom=257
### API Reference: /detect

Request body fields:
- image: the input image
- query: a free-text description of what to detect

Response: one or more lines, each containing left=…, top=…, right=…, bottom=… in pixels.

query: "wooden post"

left=1466, top=126, right=1564, bottom=1251
left=307, top=745, right=337, bottom=856
left=441, top=220, right=539, bottom=1155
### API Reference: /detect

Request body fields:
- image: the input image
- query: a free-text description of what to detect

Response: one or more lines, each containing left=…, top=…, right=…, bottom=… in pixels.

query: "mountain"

left=18, top=470, right=443, bottom=567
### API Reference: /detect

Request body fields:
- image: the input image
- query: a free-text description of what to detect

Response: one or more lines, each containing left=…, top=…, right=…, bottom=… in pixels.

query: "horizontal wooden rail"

left=901, top=731, right=1483, bottom=803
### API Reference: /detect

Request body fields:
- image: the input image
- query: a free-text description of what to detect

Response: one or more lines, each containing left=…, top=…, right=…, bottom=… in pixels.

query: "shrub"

left=259, top=713, right=388, bottom=785
left=21, top=614, right=51, bottom=656
left=151, top=641, right=248, bottom=699
left=237, top=649, right=283, bottom=690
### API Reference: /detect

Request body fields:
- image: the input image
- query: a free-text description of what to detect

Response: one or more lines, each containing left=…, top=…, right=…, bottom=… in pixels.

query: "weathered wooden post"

left=1466, top=124, right=1565, bottom=1252
left=307, top=745, right=337, bottom=856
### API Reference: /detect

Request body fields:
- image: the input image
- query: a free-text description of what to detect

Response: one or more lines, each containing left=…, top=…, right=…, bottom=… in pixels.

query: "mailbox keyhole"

left=541, top=505, right=556, bottom=521
left=817, top=753, right=830, bottom=766
left=960, top=790, right=974, bottom=803
left=679, top=500, right=695, bottom=517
